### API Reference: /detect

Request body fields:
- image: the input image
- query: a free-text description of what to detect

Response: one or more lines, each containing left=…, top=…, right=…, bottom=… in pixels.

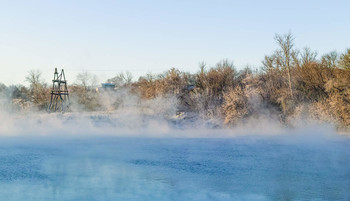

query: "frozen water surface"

left=0, top=136, right=349, bottom=201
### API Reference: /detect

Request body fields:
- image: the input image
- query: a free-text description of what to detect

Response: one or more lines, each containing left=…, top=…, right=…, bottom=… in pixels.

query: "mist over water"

left=0, top=0, right=349, bottom=198
left=0, top=93, right=349, bottom=201
left=0, top=135, right=349, bottom=201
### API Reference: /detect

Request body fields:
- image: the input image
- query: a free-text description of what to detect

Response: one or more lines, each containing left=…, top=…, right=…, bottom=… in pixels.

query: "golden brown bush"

left=294, top=63, right=330, bottom=102
left=324, top=69, right=350, bottom=128
left=25, top=70, right=50, bottom=109
left=222, top=86, right=249, bottom=124
left=339, top=49, right=350, bottom=70
left=137, top=74, right=157, bottom=99
left=8, top=34, right=348, bottom=130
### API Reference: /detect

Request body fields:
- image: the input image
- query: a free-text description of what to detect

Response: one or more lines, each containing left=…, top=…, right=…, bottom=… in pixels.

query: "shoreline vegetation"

left=1, top=33, right=349, bottom=132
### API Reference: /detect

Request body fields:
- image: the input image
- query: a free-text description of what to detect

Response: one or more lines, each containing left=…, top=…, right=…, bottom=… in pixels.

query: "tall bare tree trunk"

left=275, top=32, right=295, bottom=99
left=287, top=66, right=293, bottom=98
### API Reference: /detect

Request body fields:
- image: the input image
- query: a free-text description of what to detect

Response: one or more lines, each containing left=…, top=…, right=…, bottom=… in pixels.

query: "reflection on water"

left=0, top=136, right=349, bottom=201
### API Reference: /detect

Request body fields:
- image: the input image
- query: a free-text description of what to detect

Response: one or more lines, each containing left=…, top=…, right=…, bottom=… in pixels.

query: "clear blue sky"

left=0, top=0, right=349, bottom=85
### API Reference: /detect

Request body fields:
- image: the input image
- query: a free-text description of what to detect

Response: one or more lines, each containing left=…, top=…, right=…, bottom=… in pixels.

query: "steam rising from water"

left=0, top=89, right=347, bottom=139
left=0, top=91, right=349, bottom=201
left=0, top=106, right=343, bottom=140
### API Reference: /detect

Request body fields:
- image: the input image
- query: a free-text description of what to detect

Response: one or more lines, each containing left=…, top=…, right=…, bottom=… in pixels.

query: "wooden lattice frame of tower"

left=48, top=68, right=70, bottom=112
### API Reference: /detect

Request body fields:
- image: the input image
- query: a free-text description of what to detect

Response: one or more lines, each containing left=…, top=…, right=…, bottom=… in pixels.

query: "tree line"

left=1, top=33, right=349, bottom=130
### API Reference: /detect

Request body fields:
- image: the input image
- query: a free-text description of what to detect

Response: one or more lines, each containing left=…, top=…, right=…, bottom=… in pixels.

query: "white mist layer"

left=0, top=109, right=342, bottom=140
left=0, top=89, right=346, bottom=138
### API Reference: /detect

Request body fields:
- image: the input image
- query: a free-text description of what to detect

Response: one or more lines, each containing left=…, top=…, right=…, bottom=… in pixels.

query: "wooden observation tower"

left=48, top=68, right=70, bottom=112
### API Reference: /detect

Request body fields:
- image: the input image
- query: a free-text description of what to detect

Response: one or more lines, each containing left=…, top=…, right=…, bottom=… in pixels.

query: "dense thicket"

left=1, top=33, right=349, bottom=130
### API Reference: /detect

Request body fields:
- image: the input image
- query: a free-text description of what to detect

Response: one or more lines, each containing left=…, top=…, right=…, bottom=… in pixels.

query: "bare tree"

left=301, top=47, right=318, bottom=66
left=262, top=55, right=275, bottom=72
left=339, top=49, right=350, bottom=70
left=198, top=61, right=206, bottom=74
left=124, top=71, right=133, bottom=85
left=107, top=71, right=133, bottom=87
left=196, top=62, right=207, bottom=90
left=274, top=32, right=297, bottom=98
left=76, top=71, right=98, bottom=90
left=25, top=69, right=48, bottom=108
left=321, top=51, right=339, bottom=68
left=25, top=69, right=42, bottom=89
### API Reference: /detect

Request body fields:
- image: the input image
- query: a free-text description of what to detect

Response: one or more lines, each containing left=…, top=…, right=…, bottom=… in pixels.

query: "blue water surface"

left=0, top=136, right=349, bottom=201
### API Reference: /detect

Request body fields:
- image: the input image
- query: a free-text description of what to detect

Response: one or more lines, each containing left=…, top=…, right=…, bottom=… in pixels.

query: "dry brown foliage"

left=222, top=86, right=249, bottom=124
left=3, top=34, right=348, bottom=130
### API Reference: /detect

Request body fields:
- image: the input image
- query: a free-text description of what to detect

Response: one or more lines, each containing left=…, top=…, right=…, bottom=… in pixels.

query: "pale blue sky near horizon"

left=0, top=0, right=349, bottom=86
